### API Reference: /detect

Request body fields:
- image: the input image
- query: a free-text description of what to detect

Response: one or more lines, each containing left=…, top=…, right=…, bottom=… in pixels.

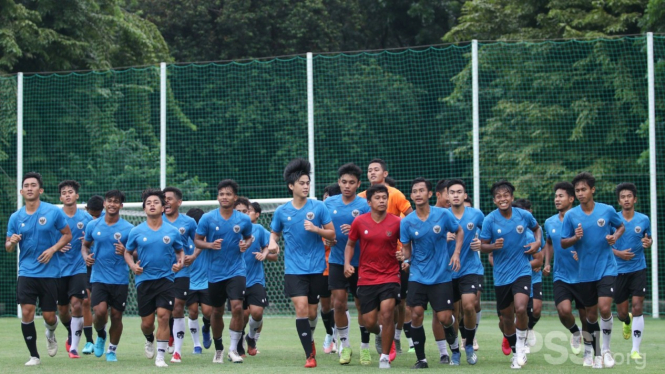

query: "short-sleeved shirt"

left=447, top=207, right=485, bottom=279
left=614, top=211, right=650, bottom=274
left=163, top=213, right=197, bottom=279
left=526, top=228, right=543, bottom=284
left=197, top=209, right=253, bottom=283
left=85, top=218, right=134, bottom=285
left=8, top=202, right=68, bottom=278
left=126, top=221, right=183, bottom=288
left=561, top=203, right=623, bottom=282
left=243, top=224, right=271, bottom=287
left=545, top=214, right=579, bottom=284
left=59, top=209, right=93, bottom=277
left=349, top=213, right=401, bottom=286
left=401, top=207, right=459, bottom=285
left=324, top=194, right=370, bottom=267
left=358, top=185, right=411, bottom=217
left=188, top=238, right=208, bottom=290
left=271, top=199, right=332, bottom=275
left=480, top=208, right=538, bottom=286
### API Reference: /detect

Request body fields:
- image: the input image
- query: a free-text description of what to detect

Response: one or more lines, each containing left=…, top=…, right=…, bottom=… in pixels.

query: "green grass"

left=1, top=315, right=664, bottom=373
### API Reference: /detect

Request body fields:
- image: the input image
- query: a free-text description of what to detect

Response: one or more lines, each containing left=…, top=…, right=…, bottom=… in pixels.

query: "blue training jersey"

left=324, top=194, right=370, bottom=267
left=126, top=221, right=183, bottom=288
left=243, top=224, right=271, bottom=287
left=614, top=211, right=650, bottom=274
left=400, top=206, right=460, bottom=285
left=545, top=214, right=579, bottom=284
left=271, top=199, right=332, bottom=275
left=8, top=201, right=68, bottom=278
left=480, top=207, right=538, bottom=286
left=447, top=207, right=485, bottom=279
left=527, top=228, right=544, bottom=285
left=561, top=203, right=622, bottom=282
left=163, top=213, right=197, bottom=279
left=197, top=209, right=253, bottom=283
left=85, top=217, right=134, bottom=285
left=188, top=238, right=208, bottom=290
left=59, top=209, right=93, bottom=277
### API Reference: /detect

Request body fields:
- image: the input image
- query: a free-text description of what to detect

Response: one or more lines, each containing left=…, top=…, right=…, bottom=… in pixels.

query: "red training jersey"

left=348, top=212, right=401, bottom=286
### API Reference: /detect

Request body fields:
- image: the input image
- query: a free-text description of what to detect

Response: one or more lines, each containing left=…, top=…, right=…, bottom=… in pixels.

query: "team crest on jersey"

left=433, top=225, right=441, bottom=234
left=163, top=236, right=171, bottom=244
left=113, top=232, right=122, bottom=240
left=306, top=212, right=315, bottom=220
left=516, top=225, right=524, bottom=234
left=597, top=218, right=606, bottom=227
left=467, top=222, right=475, bottom=231
left=352, top=209, right=360, bottom=217
left=38, top=217, right=47, bottom=225
left=233, top=225, right=241, bottom=233
left=77, top=222, right=84, bottom=229
left=387, top=231, right=393, bottom=237
left=635, top=226, right=642, bottom=234
left=179, top=227, right=186, bottom=235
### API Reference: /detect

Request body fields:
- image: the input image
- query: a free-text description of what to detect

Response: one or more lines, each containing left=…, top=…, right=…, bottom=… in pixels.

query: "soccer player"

left=324, top=163, right=370, bottom=364
left=612, top=182, right=651, bottom=359
left=319, top=183, right=340, bottom=356
left=184, top=208, right=213, bottom=353
left=7, top=172, right=72, bottom=366
left=345, top=184, right=401, bottom=369
left=162, top=186, right=198, bottom=363
left=446, top=179, right=485, bottom=365
left=195, top=179, right=254, bottom=364
left=124, top=189, right=185, bottom=368
left=479, top=180, right=541, bottom=369
left=56, top=180, right=93, bottom=359
left=234, top=198, right=278, bottom=356
left=268, top=158, right=335, bottom=368
left=81, top=194, right=104, bottom=355
left=399, top=178, right=464, bottom=369
left=81, top=190, right=133, bottom=362
left=561, top=172, right=625, bottom=368
left=542, top=182, right=587, bottom=356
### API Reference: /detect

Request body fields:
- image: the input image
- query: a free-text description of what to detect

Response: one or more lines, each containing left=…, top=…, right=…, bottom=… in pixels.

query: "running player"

left=124, top=189, right=185, bottom=367
left=319, top=184, right=339, bottom=355
left=612, top=182, right=651, bottom=359
left=561, top=172, right=624, bottom=368
left=7, top=172, right=72, bottom=366
left=81, top=190, right=133, bottom=362
left=431, top=179, right=451, bottom=362
left=345, top=184, right=401, bottom=369
left=268, top=158, right=335, bottom=368
left=81, top=194, right=104, bottom=355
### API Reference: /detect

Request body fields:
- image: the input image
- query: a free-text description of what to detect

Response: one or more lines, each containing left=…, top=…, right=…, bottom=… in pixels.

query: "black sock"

left=237, top=331, right=245, bottom=353
left=214, top=337, right=224, bottom=351
left=169, top=316, right=174, bottom=338
left=22, top=321, right=40, bottom=358
left=83, top=326, right=93, bottom=343
left=296, top=318, right=313, bottom=358
left=587, top=321, right=600, bottom=356
left=202, top=317, right=211, bottom=333
left=360, top=325, right=371, bottom=344
left=64, top=319, right=72, bottom=345
left=443, top=323, right=459, bottom=353
left=528, top=315, right=541, bottom=330
left=97, top=328, right=107, bottom=340
left=459, top=324, right=467, bottom=339
left=404, top=321, right=412, bottom=340
left=506, top=333, right=517, bottom=353
left=465, top=327, right=476, bottom=348
left=568, top=324, right=580, bottom=335
left=144, top=333, right=154, bottom=343
left=624, top=314, right=631, bottom=325
left=411, top=325, right=427, bottom=361
left=321, top=310, right=335, bottom=335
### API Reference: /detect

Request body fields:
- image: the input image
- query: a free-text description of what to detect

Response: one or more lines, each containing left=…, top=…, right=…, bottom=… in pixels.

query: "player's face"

left=289, top=175, right=310, bottom=198
left=164, top=191, right=182, bottom=216
left=217, top=187, right=237, bottom=209
left=435, top=188, right=450, bottom=208
left=248, top=205, right=259, bottom=223
left=59, top=186, right=79, bottom=207
left=143, top=195, right=164, bottom=217
left=20, top=178, right=43, bottom=202
left=410, top=182, right=432, bottom=207
left=448, top=184, right=467, bottom=208
left=367, top=163, right=387, bottom=185
left=235, top=203, right=249, bottom=216
left=574, top=181, right=595, bottom=204
left=369, top=192, right=388, bottom=213
left=554, top=189, right=574, bottom=212
left=493, top=188, right=513, bottom=212
left=86, top=208, right=103, bottom=219
left=618, top=190, right=637, bottom=211
left=339, top=174, right=360, bottom=197
left=104, top=197, right=123, bottom=217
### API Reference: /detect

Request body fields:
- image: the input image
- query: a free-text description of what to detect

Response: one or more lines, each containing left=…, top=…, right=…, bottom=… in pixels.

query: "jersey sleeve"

left=125, top=228, right=138, bottom=252
left=84, top=220, right=96, bottom=242
left=525, top=210, right=538, bottom=231
left=270, top=207, right=283, bottom=233
left=54, top=208, right=68, bottom=231
left=173, top=230, right=184, bottom=251
left=644, top=217, right=652, bottom=237
left=187, top=219, right=196, bottom=241
left=195, top=214, right=209, bottom=237
left=242, top=218, right=253, bottom=239
left=348, top=218, right=361, bottom=242
left=6, top=213, right=17, bottom=237
left=399, top=217, right=411, bottom=244
left=444, top=210, right=460, bottom=234
left=561, top=211, right=574, bottom=239
left=609, top=208, right=624, bottom=229
left=318, top=202, right=332, bottom=226
left=479, top=215, right=493, bottom=240
left=260, top=228, right=270, bottom=248
left=393, top=190, right=412, bottom=215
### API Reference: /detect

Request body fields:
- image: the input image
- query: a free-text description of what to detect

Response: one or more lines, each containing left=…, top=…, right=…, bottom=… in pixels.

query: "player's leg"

left=395, top=269, right=410, bottom=354
left=57, top=277, right=73, bottom=353
left=39, top=277, right=60, bottom=360
left=614, top=271, right=633, bottom=341
left=527, top=283, right=542, bottom=348
left=170, top=278, right=188, bottom=362
left=597, top=276, right=616, bottom=367
left=91, top=285, right=110, bottom=357
left=320, top=294, right=336, bottom=354
left=82, top=287, right=95, bottom=354
left=208, top=280, right=227, bottom=363
left=461, top=292, right=478, bottom=364
left=473, top=277, right=483, bottom=351
left=245, top=304, right=264, bottom=355
left=630, top=294, right=645, bottom=357
left=553, top=281, right=583, bottom=355
left=106, top=308, right=124, bottom=361
left=432, top=308, right=448, bottom=363
left=409, top=302, right=427, bottom=366
left=378, top=297, right=396, bottom=368
left=67, top=276, right=86, bottom=358
left=513, top=286, right=530, bottom=366
left=18, top=277, right=47, bottom=364
left=154, top=307, right=171, bottom=367
left=137, top=281, right=158, bottom=361
left=285, top=274, right=317, bottom=366
left=186, top=292, right=202, bottom=353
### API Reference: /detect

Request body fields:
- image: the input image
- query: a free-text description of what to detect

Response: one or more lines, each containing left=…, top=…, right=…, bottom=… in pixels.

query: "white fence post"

left=307, top=52, right=315, bottom=198
left=160, top=63, right=167, bottom=189
left=16, top=72, right=23, bottom=318
left=647, top=32, right=659, bottom=318
left=472, top=41, right=480, bottom=209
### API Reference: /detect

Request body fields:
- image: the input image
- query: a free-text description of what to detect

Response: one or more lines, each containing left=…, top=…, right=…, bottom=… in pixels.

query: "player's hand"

left=571, top=251, right=578, bottom=261
left=59, top=243, right=72, bottom=253
left=523, top=241, right=539, bottom=255
left=184, top=255, right=196, bottom=266
left=615, top=248, right=635, bottom=261
left=543, top=264, right=551, bottom=277
left=304, top=220, right=317, bottom=233
left=533, top=266, right=541, bottom=273
left=8, top=234, right=22, bottom=245
left=449, top=252, right=461, bottom=272
left=132, top=260, right=143, bottom=275
left=447, top=232, right=456, bottom=242
left=493, top=238, right=504, bottom=249
left=239, top=239, right=250, bottom=253
left=253, top=251, right=267, bottom=261
left=172, top=260, right=183, bottom=273
left=267, top=242, right=279, bottom=254
left=78, top=233, right=85, bottom=242
left=642, top=233, right=653, bottom=249
left=606, top=234, right=617, bottom=246
left=401, top=261, right=410, bottom=271
left=340, top=224, right=351, bottom=235
left=344, top=264, right=355, bottom=278
left=324, top=239, right=337, bottom=247
left=85, top=252, right=95, bottom=266
left=210, top=239, right=222, bottom=250
left=395, top=251, right=405, bottom=262
left=38, top=248, right=57, bottom=263
left=470, top=237, right=481, bottom=252
left=114, top=240, right=126, bottom=255
left=575, top=223, right=583, bottom=239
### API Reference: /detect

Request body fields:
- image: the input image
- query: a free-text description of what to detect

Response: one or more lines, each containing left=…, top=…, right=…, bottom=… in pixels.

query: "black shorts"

left=186, top=289, right=211, bottom=307
left=284, top=274, right=328, bottom=305
left=320, top=276, right=331, bottom=298
left=136, top=278, right=175, bottom=317
left=16, top=276, right=58, bottom=312
left=174, top=277, right=190, bottom=301
left=400, top=268, right=409, bottom=300
left=578, top=276, right=616, bottom=308
left=91, top=283, right=129, bottom=312
left=532, top=282, right=543, bottom=301
left=328, top=264, right=359, bottom=297
left=86, top=265, right=92, bottom=290
left=495, top=275, right=531, bottom=311
left=553, top=280, right=585, bottom=309
left=57, top=273, right=89, bottom=305
left=357, top=283, right=401, bottom=315
left=407, top=281, right=454, bottom=312
left=209, top=276, right=245, bottom=308
left=244, top=284, right=269, bottom=309
left=452, top=274, right=482, bottom=302
left=477, top=274, right=484, bottom=292
left=614, top=269, right=647, bottom=304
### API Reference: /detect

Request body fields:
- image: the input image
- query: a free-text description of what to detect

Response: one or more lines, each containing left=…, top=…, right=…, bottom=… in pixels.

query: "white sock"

left=157, top=340, right=167, bottom=360
left=600, top=316, right=613, bottom=352
left=309, top=315, right=318, bottom=342
left=476, top=311, right=482, bottom=328
left=380, top=353, right=390, bottom=361
left=108, top=344, right=118, bottom=353
left=338, top=325, right=351, bottom=348
left=188, top=318, right=201, bottom=348
left=394, top=327, right=402, bottom=340
left=346, top=310, right=351, bottom=326
left=45, top=316, right=58, bottom=339
left=230, top=330, right=242, bottom=352
left=173, top=317, right=185, bottom=354
left=248, top=316, right=263, bottom=339
left=436, top=339, right=448, bottom=356
left=516, top=328, right=527, bottom=352
left=254, top=332, right=261, bottom=343
left=70, top=316, right=83, bottom=352
left=450, top=337, right=459, bottom=350
left=632, top=315, right=644, bottom=352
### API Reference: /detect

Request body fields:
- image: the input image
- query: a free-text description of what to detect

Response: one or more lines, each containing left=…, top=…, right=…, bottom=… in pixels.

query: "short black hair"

left=464, top=197, right=472, bottom=205
left=324, top=183, right=341, bottom=197
left=554, top=182, right=575, bottom=198
left=186, top=208, right=204, bottom=224
left=513, top=198, right=531, bottom=210
left=283, top=158, right=311, bottom=193
left=22, top=172, right=43, bottom=188
left=234, top=196, right=251, bottom=209
left=250, top=202, right=262, bottom=215
left=410, top=177, right=432, bottom=192
left=435, top=179, right=449, bottom=193
left=58, top=180, right=81, bottom=194
left=141, top=188, right=166, bottom=208
left=368, top=158, right=387, bottom=171
left=572, top=172, right=595, bottom=189
left=163, top=186, right=183, bottom=200
left=338, top=163, right=362, bottom=181
left=217, top=179, right=239, bottom=195
left=447, top=179, right=466, bottom=192
left=384, top=177, right=396, bottom=187
left=366, top=184, right=389, bottom=201
left=104, top=190, right=125, bottom=203
left=86, top=195, right=105, bottom=210
left=490, top=180, right=515, bottom=196
left=616, top=182, right=638, bottom=199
